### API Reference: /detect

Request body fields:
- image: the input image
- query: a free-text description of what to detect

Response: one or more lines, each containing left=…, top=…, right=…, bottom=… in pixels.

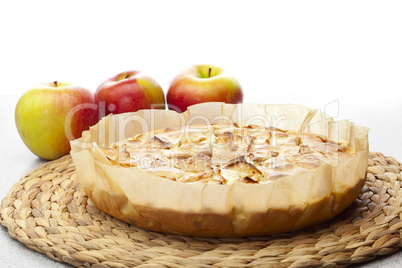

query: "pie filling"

left=101, top=123, right=355, bottom=184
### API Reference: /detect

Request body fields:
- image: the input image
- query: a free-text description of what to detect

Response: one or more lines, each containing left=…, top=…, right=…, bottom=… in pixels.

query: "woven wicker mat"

left=1, top=152, right=402, bottom=268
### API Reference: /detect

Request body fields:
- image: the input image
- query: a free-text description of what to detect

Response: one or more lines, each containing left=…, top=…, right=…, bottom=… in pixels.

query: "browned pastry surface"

left=101, top=122, right=355, bottom=184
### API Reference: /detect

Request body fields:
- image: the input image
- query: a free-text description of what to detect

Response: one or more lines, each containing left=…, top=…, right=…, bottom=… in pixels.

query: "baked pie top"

left=101, top=122, right=355, bottom=185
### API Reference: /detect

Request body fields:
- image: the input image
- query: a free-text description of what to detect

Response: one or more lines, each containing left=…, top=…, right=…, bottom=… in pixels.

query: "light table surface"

left=1, top=94, right=401, bottom=267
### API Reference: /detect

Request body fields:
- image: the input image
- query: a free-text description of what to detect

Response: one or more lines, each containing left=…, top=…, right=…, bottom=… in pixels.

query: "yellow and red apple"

left=15, top=81, right=98, bottom=160
left=95, top=70, right=165, bottom=118
left=167, top=65, right=243, bottom=113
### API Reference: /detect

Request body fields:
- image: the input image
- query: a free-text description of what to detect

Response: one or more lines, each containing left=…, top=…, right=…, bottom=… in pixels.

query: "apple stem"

left=125, top=74, right=131, bottom=79
left=208, top=68, right=212, bottom=78
left=53, top=81, right=58, bottom=87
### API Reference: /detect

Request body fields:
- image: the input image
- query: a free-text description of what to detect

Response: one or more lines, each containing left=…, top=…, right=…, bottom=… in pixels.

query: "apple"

left=167, top=64, right=243, bottom=113
left=15, top=81, right=98, bottom=160
left=95, top=70, right=165, bottom=118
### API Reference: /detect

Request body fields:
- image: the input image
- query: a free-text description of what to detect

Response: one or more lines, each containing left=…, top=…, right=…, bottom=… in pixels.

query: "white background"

left=0, top=1, right=401, bottom=267
left=1, top=0, right=401, bottom=160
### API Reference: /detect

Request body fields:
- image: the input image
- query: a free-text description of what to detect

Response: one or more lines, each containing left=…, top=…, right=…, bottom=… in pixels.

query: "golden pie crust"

left=71, top=103, right=369, bottom=237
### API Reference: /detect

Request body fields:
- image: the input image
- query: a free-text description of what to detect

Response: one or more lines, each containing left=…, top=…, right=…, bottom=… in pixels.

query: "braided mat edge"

left=1, top=152, right=402, bottom=268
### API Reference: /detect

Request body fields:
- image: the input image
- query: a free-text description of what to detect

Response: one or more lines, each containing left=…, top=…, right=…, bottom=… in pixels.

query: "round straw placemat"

left=1, top=152, right=402, bottom=267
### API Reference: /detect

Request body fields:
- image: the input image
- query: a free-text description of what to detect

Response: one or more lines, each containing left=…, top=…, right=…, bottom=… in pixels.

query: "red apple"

left=167, top=65, right=243, bottom=113
left=15, top=81, right=98, bottom=160
left=95, top=70, right=165, bottom=118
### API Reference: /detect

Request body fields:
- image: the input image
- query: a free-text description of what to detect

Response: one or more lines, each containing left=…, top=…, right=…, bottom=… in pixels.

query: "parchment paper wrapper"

left=70, top=102, right=369, bottom=237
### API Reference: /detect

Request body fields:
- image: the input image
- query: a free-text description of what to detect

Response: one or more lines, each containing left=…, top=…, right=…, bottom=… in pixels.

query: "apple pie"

left=71, top=103, right=369, bottom=237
